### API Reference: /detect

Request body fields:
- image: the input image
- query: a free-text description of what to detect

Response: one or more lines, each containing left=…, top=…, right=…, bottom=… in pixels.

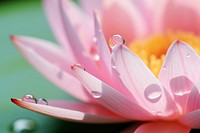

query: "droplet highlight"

left=91, top=91, right=102, bottom=98
left=144, top=84, right=162, bottom=103
left=109, top=34, right=125, bottom=48
left=10, top=118, right=37, bottom=133
left=22, top=94, right=37, bottom=104
left=162, top=66, right=166, bottom=71
left=37, top=98, right=48, bottom=105
left=92, top=37, right=97, bottom=43
left=90, top=46, right=100, bottom=61
left=186, top=53, right=191, bottom=58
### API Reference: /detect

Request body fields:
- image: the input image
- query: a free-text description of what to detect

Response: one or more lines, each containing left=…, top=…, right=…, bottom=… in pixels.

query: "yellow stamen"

left=129, top=31, right=200, bottom=77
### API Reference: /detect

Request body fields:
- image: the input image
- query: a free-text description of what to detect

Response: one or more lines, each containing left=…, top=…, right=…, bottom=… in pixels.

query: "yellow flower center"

left=128, top=31, right=200, bottom=77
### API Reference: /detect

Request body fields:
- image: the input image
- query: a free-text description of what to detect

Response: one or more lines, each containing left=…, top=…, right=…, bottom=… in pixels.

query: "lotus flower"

left=11, top=0, right=200, bottom=132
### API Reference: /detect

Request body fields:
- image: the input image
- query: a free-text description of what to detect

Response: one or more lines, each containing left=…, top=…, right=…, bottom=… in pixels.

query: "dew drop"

left=186, top=53, right=191, bottom=58
left=57, top=69, right=63, bottom=79
left=162, top=66, right=167, bottom=71
left=91, top=91, right=102, bottom=98
left=90, top=46, right=100, bottom=61
left=170, top=76, right=192, bottom=96
left=10, top=118, right=37, bottom=133
left=73, top=64, right=86, bottom=71
left=92, top=37, right=97, bottom=43
left=144, top=84, right=162, bottom=103
left=37, top=98, right=48, bottom=105
left=22, top=94, right=37, bottom=104
left=109, top=34, right=125, bottom=48
left=156, top=111, right=163, bottom=116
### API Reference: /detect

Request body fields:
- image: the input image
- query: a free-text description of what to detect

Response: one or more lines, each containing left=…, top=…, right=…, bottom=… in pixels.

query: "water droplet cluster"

left=22, top=94, right=48, bottom=105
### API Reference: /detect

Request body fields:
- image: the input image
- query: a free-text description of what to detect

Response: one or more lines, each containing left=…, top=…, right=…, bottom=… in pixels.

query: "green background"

left=0, top=0, right=129, bottom=132
left=0, top=0, right=198, bottom=132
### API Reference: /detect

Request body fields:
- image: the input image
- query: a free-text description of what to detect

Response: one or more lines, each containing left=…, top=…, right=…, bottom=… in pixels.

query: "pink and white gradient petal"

left=111, top=44, right=178, bottom=117
left=11, top=35, right=93, bottom=102
left=93, top=13, right=112, bottom=77
left=72, top=65, right=154, bottom=121
left=101, top=0, right=148, bottom=44
left=159, top=40, right=200, bottom=111
left=134, top=121, right=190, bottom=133
left=11, top=99, right=126, bottom=123
left=43, top=0, right=74, bottom=57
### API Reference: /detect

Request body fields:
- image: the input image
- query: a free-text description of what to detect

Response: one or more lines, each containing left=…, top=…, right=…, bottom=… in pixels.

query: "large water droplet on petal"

left=91, top=91, right=102, bottom=98
left=37, top=98, right=48, bottom=105
left=10, top=118, right=37, bottom=133
left=144, top=84, right=162, bottom=103
left=109, top=34, right=125, bottom=48
left=22, top=94, right=37, bottom=104
left=170, top=76, right=193, bottom=96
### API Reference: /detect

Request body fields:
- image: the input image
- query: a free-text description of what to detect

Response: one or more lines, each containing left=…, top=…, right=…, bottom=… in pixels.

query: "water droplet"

left=57, top=69, right=63, bottom=79
left=90, top=46, right=100, bottom=61
left=10, top=118, right=37, bottom=133
left=37, top=98, right=48, bottom=105
left=186, top=53, right=191, bottom=58
left=170, top=76, right=193, bottom=96
left=92, top=37, right=97, bottom=43
left=91, top=91, right=102, bottom=98
left=22, top=94, right=37, bottom=104
left=156, top=111, right=163, bottom=116
left=109, top=34, right=125, bottom=48
left=73, top=64, right=86, bottom=71
left=144, top=84, right=162, bottom=103
left=163, top=66, right=166, bottom=71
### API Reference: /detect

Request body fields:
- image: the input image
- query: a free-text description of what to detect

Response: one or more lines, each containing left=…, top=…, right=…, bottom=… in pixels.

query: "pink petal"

left=93, top=13, right=112, bottom=76
left=158, top=40, right=200, bottom=111
left=72, top=65, right=154, bottom=121
left=186, top=80, right=200, bottom=112
left=11, top=98, right=127, bottom=123
left=43, top=0, right=74, bottom=56
left=11, top=35, right=93, bottom=102
left=59, top=0, right=99, bottom=77
left=179, top=109, right=200, bottom=128
left=101, top=0, right=148, bottom=44
left=135, top=122, right=190, bottom=133
left=111, top=44, right=178, bottom=118
left=160, top=0, right=200, bottom=34
left=80, top=0, right=101, bottom=16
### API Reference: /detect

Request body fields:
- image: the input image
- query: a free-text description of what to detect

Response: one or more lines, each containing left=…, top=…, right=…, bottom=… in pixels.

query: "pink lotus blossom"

left=11, top=0, right=200, bottom=132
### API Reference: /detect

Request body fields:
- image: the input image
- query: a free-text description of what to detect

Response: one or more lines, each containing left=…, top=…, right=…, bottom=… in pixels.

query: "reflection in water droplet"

left=92, top=37, right=97, bottom=43
left=37, top=98, right=48, bottom=105
left=22, top=94, right=37, bottom=104
left=186, top=53, right=191, bottom=58
left=10, top=118, right=37, bottom=133
left=109, top=34, right=125, bottom=48
left=144, top=84, right=162, bottom=103
left=91, top=91, right=102, bottom=98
